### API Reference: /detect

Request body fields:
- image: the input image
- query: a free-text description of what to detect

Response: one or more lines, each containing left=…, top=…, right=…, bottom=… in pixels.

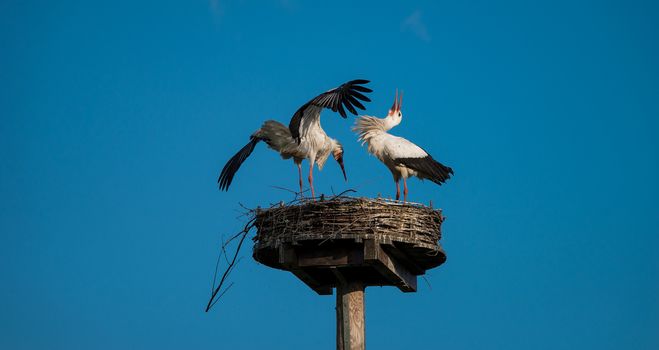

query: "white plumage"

left=288, top=80, right=372, bottom=198
left=353, top=90, right=453, bottom=202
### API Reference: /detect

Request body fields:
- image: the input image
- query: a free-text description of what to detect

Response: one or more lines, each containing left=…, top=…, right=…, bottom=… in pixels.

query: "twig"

left=331, top=188, right=357, bottom=200
left=270, top=185, right=309, bottom=201
left=211, top=245, right=223, bottom=293
left=209, top=282, right=235, bottom=310
left=421, top=275, right=432, bottom=290
left=221, top=238, right=231, bottom=265
left=269, top=185, right=298, bottom=195
left=205, top=217, right=256, bottom=312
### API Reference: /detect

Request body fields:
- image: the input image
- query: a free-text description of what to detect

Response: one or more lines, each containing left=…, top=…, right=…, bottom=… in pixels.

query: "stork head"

left=385, top=89, right=403, bottom=129
left=332, top=141, right=347, bottom=181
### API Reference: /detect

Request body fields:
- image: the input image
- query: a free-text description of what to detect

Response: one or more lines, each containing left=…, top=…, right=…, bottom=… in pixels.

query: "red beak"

left=338, top=157, right=347, bottom=181
left=390, top=89, right=404, bottom=114
left=390, top=89, right=399, bottom=113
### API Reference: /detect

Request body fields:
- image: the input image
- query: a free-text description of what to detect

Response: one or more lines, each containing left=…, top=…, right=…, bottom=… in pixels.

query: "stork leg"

left=395, top=179, right=400, bottom=201
left=308, top=163, right=315, bottom=200
left=403, top=177, right=409, bottom=203
left=297, top=162, right=304, bottom=197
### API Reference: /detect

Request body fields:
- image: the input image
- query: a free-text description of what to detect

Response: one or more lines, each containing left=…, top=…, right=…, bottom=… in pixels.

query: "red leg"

left=308, top=163, right=315, bottom=199
left=297, top=163, right=303, bottom=196
left=403, top=177, right=409, bottom=203
left=395, top=179, right=400, bottom=201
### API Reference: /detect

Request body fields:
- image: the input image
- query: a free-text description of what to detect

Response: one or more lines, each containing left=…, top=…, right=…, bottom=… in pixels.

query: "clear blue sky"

left=2, top=1, right=658, bottom=349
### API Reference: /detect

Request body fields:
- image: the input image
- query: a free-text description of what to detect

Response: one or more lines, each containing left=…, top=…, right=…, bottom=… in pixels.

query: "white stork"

left=353, top=90, right=453, bottom=202
left=218, top=120, right=335, bottom=193
left=288, top=79, right=372, bottom=198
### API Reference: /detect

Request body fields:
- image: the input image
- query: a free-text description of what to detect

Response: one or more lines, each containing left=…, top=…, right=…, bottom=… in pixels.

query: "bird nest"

left=253, top=196, right=445, bottom=268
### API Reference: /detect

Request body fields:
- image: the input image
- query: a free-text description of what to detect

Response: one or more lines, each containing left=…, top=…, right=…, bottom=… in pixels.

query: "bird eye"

left=398, top=112, right=401, bottom=117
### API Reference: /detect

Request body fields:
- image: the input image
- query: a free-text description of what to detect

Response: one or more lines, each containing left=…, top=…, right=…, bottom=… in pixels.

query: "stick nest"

left=254, top=196, right=444, bottom=251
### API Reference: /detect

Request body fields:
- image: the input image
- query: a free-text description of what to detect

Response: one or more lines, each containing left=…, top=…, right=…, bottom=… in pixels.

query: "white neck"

left=315, top=138, right=337, bottom=170
left=381, top=114, right=400, bottom=131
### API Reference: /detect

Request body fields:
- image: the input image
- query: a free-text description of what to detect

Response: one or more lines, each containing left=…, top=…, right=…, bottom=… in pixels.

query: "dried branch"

left=205, top=217, right=256, bottom=312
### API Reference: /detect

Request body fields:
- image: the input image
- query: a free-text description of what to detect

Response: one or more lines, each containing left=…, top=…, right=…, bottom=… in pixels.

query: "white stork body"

left=298, top=106, right=327, bottom=164
left=288, top=80, right=372, bottom=198
left=353, top=91, right=453, bottom=202
left=367, top=133, right=426, bottom=178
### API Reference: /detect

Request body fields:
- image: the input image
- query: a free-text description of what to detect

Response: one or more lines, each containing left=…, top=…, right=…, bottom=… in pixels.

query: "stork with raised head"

left=288, top=79, right=372, bottom=198
left=352, top=90, right=453, bottom=202
left=217, top=120, right=346, bottom=193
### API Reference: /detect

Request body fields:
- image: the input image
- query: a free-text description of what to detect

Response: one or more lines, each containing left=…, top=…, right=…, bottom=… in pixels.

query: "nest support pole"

left=335, top=278, right=365, bottom=350
left=253, top=197, right=448, bottom=350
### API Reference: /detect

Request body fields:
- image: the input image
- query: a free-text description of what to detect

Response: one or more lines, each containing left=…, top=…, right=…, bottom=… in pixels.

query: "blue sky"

left=1, top=0, right=658, bottom=349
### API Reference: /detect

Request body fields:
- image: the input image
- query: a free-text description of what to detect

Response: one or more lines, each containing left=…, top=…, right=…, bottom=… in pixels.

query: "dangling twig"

left=205, top=217, right=256, bottom=312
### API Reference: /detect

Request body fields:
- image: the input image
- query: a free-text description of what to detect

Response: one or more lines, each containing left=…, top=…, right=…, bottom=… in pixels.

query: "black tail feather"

left=397, top=156, right=454, bottom=185
left=429, top=159, right=454, bottom=185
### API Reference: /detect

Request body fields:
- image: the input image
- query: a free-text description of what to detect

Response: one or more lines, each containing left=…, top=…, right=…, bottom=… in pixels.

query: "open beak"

left=390, top=89, right=398, bottom=112
left=390, top=89, right=403, bottom=113
left=338, top=157, right=347, bottom=181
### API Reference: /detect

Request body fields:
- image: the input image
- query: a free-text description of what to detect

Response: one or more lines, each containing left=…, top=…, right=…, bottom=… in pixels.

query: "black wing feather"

left=351, top=85, right=373, bottom=93
left=346, top=94, right=366, bottom=110
left=288, top=79, right=372, bottom=142
left=343, top=98, right=358, bottom=115
left=348, top=79, right=370, bottom=85
left=348, top=90, right=371, bottom=103
left=396, top=156, right=454, bottom=185
left=218, top=137, right=261, bottom=191
left=336, top=101, right=347, bottom=118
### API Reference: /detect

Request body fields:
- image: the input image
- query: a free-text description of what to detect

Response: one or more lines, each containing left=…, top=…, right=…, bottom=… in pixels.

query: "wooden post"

left=336, top=281, right=365, bottom=350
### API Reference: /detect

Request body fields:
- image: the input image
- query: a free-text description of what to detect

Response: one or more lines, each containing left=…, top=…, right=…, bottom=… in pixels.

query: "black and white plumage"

left=353, top=90, right=453, bottom=202
left=285, top=79, right=373, bottom=198
left=218, top=120, right=345, bottom=193
left=288, top=79, right=372, bottom=143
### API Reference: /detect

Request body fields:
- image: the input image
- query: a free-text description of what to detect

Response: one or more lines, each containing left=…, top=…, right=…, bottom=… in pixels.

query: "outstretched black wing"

left=289, top=79, right=372, bottom=143
left=218, top=137, right=261, bottom=191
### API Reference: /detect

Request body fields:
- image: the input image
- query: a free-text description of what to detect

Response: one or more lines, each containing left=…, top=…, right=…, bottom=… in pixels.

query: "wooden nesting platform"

left=252, top=196, right=446, bottom=295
